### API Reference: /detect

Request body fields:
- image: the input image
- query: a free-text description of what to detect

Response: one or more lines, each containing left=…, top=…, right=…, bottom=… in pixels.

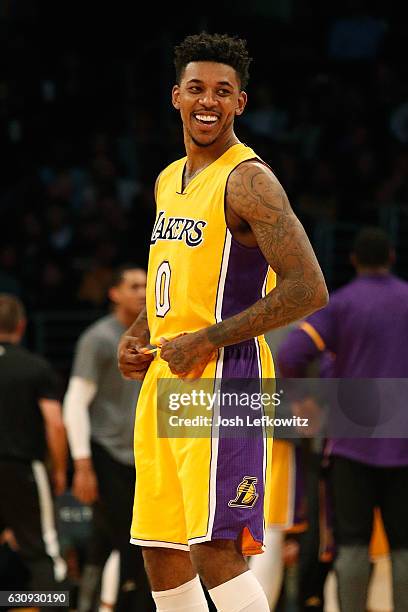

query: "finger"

left=160, top=351, right=170, bottom=363
left=121, top=336, right=141, bottom=350
left=73, top=488, right=87, bottom=504
left=121, top=361, right=151, bottom=374
left=122, top=353, right=153, bottom=366
left=169, top=364, right=185, bottom=376
left=139, top=344, right=159, bottom=355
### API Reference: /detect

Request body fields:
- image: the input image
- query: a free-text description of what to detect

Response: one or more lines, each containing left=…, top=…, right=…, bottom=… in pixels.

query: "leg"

left=143, top=547, right=209, bottom=611
left=249, top=528, right=284, bottom=609
left=91, top=442, right=154, bottom=611
left=331, top=456, right=375, bottom=612
left=142, top=542, right=269, bottom=611
left=143, top=547, right=195, bottom=590
left=99, top=550, right=120, bottom=612
left=190, top=540, right=247, bottom=589
left=0, top=460, right=67, bottom=590
left=191, top=540, right=269, bottom=611
left=378, top=465, right=408, bottom=612
left=298, top=450, right=332, bottom=611
left=77, top=502, right=113, bottom=612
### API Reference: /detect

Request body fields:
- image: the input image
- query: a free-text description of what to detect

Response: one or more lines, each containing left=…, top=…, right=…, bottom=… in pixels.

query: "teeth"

left=195, top=114, right=218, bottom=122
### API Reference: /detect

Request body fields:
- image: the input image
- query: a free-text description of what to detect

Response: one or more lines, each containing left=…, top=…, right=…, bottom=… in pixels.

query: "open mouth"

left=192, top=113, right=220, bottom=127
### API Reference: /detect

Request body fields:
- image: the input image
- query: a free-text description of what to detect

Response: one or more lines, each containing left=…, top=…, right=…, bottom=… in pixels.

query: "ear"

left=172, top=85, right=181, bottom=110
left=16, top=318, right=26, bottom=340
left=235, top=91, right=247, bottom=116
left=109, top=286, right=119, bottom=305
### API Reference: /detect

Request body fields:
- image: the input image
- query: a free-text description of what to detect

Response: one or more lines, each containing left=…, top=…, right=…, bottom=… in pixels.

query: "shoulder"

left=226, top=159, right=290, bottom=222
left=77, top=316, right=114, bottom=350
left=16, top=347, right=55, bottom=377
left=318, top=280, right=360, bottom=313
left=390, top=275, right=408, bottom=292
left=155, top=158, right=186, bottom=196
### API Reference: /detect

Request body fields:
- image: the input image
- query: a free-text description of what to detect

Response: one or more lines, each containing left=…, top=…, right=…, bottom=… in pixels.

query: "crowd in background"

left=1, top=0, right=407, bottom=317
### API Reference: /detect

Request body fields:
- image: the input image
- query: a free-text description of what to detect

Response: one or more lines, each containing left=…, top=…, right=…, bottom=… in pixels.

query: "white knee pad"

left=208, top=570, right=269, bottom=611
left=152, top=575, right=209, bottom=611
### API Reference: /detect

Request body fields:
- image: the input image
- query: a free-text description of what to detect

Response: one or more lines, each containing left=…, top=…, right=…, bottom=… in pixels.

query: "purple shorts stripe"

left=211, top=341, right=266, bottom=545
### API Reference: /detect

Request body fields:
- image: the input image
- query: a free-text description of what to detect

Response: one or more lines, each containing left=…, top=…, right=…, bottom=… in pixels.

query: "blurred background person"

left=63, top=266, right=154, bottom=612
left=251, top=323, right=308, bottom=611
left=278, top=227, right=408, bottom=611
left=0, top=294, right=68, bottom=606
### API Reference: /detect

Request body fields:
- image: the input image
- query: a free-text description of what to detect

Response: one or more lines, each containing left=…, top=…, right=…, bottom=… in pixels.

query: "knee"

left=190, top=540, right=247, bottom=589
left=142, top=547, right=194, bottom=591
left=335, top=545, right=370, bottom=581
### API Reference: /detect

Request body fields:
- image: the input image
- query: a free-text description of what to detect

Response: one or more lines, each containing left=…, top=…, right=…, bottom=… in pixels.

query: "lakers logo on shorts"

left=228, top=476, right=259, bottom=509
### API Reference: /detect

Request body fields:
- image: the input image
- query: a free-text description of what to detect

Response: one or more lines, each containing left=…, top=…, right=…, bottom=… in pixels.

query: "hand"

left=72, top=461, right=98, bottom=505
left=291, top=397, right=322, bottom=436
left=159, top=331, right=217, bottom=379
left=118, top=335, right=154, bottom=381
left=52, top=469, right=67, bottom=496
left=283, top=538, right=300, bottom=567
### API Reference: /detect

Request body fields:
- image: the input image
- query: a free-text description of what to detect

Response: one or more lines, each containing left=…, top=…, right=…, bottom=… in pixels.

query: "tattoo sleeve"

left=206, top=162, right=328, bottom=349
left=126, top=307, right=150, bottom=344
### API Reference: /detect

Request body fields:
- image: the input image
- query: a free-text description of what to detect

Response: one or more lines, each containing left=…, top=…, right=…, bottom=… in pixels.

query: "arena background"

left=1, top=0, right=407, bottom=379
left=1, top=2, right=407, bottom=610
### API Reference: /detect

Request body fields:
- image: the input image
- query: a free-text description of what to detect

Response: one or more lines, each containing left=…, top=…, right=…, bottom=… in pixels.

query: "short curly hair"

left=174, top=32, right=251, bottom=89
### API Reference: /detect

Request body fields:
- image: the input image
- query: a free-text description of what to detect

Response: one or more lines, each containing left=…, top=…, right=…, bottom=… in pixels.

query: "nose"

left=198, top=89, right=218, bottom=108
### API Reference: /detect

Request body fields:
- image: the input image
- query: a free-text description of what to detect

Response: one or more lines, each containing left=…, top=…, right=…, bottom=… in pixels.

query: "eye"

left=188, top=86, right=201, bottom=93
left=218, top=89, right=231, bottom=96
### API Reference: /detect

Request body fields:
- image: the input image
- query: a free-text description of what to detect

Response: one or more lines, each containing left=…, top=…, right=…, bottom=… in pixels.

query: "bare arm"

left=205, top=161, right=328, bottom=348
left=160, top=162, right=328, bottom=377
left=123, top=307, right=150, bottom=345
left=39, top=398, right=67, bottom=495
left=117, top=170, right=162, bottom=379
left=118, top=308, right=154, bottom=381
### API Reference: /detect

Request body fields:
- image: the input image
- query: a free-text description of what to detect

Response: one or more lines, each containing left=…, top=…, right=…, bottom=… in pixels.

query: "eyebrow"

left=186, top=78, right=234, bottom=87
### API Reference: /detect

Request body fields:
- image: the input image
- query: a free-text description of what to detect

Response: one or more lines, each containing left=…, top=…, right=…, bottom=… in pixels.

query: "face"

left=110, top=269, right=147, bottom=317
left=172, top=62, right=247, bottom=148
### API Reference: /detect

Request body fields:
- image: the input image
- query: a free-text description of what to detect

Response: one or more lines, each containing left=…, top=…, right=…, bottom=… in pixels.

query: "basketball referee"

left=0, top=294, right=68, bottom=599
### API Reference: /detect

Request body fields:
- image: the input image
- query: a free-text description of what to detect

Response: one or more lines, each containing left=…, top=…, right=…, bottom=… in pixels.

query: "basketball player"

left=278, top=227, right=408, bottom=611
left=118, top=33, right=328, bottom=611
left=64, top=266, right=154, bottom=611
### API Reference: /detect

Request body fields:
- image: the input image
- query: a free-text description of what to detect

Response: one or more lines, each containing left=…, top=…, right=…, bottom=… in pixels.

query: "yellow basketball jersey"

left=146, top=142, right=276, bottom=346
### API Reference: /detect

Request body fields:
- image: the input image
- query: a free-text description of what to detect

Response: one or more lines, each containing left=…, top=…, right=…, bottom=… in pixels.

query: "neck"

left=356, top=266, right=390, bottom=276
left=183, top=128, right=240, bottom=172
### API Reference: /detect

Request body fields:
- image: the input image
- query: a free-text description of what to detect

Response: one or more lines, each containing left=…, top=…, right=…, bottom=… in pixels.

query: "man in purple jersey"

left=277, top=227, right=408, bottom=612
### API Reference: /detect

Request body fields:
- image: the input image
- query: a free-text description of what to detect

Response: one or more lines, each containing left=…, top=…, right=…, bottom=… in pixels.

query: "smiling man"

left=118, top=33, right=328, bottom=611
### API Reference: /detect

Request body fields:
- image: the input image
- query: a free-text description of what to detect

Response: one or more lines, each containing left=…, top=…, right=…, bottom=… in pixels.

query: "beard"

left=190, top=134, right=218, bottom=147
left=185, top=116, right=234, bottom=148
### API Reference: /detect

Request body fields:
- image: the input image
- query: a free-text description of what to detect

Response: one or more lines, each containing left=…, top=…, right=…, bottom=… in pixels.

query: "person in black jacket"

left=0, top=293, right=68, bottom=597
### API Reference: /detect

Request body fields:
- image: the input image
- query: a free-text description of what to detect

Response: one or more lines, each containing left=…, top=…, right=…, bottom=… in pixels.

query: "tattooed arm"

left=160, top=161, right=328, bottom=377
left=205, top=161, right=328, bottom=347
